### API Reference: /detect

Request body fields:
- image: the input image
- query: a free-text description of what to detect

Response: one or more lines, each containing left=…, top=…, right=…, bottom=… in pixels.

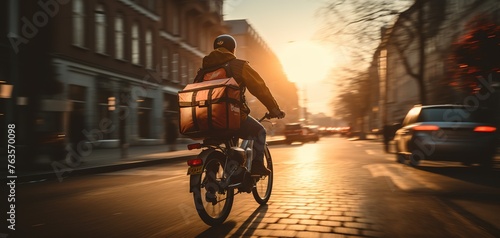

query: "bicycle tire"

left=192, top=154, right=234, bottom=226
left=252, top=145, right=273, bottom=204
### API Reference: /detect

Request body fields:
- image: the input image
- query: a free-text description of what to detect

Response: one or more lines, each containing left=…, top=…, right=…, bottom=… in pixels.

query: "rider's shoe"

left=251, top=160, right=271, bottom=176
left=206, top=190, right=217, bottom=204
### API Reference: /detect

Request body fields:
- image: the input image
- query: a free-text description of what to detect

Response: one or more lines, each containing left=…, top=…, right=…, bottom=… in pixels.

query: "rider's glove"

left=269, top=108, right=286, bottom=119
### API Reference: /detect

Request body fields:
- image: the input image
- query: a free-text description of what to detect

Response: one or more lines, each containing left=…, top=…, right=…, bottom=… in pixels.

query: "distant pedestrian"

left=383, top=123, right=401, bottom=153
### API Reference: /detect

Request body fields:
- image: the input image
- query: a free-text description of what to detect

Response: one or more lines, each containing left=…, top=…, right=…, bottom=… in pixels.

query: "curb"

left=18, top=154, right=194, bottom=183
left=18, top=140, right=286, bottom=183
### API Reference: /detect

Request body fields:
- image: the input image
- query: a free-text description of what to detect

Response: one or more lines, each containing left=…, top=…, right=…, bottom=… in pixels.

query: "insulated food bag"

left=178, top=78, right=241, bottom=139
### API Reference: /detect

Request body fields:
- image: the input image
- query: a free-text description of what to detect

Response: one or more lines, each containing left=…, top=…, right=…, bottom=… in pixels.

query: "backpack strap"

left=193, top=59, right=237, bottom=83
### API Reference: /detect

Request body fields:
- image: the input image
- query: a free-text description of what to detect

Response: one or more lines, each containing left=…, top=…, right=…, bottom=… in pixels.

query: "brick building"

left=226, top=19, right=300, bottom=128
left=2, top=0, right=227, bottom=161
left=2, top=0, right=297, bottom=162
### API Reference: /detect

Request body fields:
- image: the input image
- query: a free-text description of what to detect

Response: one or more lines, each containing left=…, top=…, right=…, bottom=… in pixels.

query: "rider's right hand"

left=269, top=108, right=285, bottom=119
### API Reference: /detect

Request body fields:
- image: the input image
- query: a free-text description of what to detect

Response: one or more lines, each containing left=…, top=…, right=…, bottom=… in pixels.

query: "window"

left=188, top=61, right=195, bottom=80
left=172, top=12, right=179, bottom=35
left=147, top=0, right=155, bottom=10
left=95, top=4, right=106, bottom=54
left=132, top=22, right=140, bottom=64
left=181, top=58, right=187, bottom=85
left=145, top=30, right=153, bottom=69
left=172, top=53, right=179, bottom=82
left=137, top=98, right=152, bottom=138
left=162, top=48, right=169, bottom=79
left=72, top=0, right=85, bottom=46
left=115, top=14, right=124, bottom=59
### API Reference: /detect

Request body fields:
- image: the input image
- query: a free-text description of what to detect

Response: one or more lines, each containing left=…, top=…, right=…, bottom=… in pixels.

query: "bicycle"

left=186, top=113, right=275, bottom=226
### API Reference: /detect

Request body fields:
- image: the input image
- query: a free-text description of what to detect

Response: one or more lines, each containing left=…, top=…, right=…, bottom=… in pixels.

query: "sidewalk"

left=18, top=136, right=286, bottom=182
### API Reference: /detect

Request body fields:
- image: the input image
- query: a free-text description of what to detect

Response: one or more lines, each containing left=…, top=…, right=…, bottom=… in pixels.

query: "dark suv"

left=394, top=104, right=497, bottom=168
left=284, top=123, right=319, bottom=144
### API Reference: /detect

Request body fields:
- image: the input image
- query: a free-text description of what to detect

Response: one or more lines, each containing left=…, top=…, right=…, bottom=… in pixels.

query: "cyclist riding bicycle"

left=201, top=34, right=285, bottom=176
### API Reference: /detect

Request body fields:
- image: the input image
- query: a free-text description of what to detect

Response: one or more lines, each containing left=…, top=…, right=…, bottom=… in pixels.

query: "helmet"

left=213, top=34, right=237, bottom=53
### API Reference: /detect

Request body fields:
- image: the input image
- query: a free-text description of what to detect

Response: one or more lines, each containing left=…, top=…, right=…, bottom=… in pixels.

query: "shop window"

left=97, top=89, right=115, bottom=139
left=138, top=98, right=152, bottom=138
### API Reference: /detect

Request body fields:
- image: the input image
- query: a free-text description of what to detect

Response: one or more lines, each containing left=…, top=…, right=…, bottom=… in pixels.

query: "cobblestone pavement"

left=222, top=140, right=385, bottom=238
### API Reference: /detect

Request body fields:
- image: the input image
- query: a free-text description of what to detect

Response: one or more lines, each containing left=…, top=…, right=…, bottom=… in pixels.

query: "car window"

left=419, top=107, right=494, bottom=123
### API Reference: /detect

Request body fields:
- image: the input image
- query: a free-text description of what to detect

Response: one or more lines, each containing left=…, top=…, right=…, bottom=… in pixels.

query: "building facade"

left=2, top=1, right=298, bottom=162
left=3, top=0, right=228, bottom=161
left=225, top=19, right=300, bottom=131
left=49, top=0, right=227, bottom=147
left=379, top=0, right=500, bottom=125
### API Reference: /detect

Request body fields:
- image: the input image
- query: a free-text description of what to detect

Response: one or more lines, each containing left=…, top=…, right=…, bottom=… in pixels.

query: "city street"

left=15, top=136, right=500, bottom=238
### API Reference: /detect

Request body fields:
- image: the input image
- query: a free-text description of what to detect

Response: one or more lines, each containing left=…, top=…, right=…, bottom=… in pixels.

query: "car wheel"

left=479, top=157, right=493, bottom=170
left=396, top=153, right=406, bottom=164
left=409, top=152, right=422, bottom=167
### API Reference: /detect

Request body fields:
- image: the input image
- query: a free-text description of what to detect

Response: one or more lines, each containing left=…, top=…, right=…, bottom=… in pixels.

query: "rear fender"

left=189, top=149, right=225, bottom=193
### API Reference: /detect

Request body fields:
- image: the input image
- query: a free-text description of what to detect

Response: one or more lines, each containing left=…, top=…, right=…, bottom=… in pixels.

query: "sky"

left=224, top=0, right=349, bottom=117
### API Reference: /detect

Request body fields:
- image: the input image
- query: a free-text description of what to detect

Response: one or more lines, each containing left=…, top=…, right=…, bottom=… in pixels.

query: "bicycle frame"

left=186, top=113, right=275, bottom=226
left=187, top=139, right=253, bottom=188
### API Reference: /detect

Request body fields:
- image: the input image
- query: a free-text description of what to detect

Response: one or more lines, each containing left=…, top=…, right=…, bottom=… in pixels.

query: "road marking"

left=363, top=164, right=440, bottom=191
left=365, top=150, right=376, bottom=155
left=363, top=164, right=412, bottom=191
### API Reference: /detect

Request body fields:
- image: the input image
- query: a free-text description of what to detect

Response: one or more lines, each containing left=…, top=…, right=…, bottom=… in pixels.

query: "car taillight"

left=187, top=143, right=202, bottom=150
left=474, top=126, right=496, bottom=132
left=413, top=125, right=440, bottom=131
left=187, top=158, right=203, bottom=166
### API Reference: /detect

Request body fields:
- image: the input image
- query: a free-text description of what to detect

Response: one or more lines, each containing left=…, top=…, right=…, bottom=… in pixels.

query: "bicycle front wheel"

left=252, top=145, right=273, bottom=204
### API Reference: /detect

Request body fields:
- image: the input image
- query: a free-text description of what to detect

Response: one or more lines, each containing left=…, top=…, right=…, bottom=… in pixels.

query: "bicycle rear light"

left=187, top=158, right=203, bottom=166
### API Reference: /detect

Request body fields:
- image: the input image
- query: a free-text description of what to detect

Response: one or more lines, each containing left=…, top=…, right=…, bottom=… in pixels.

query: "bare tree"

left=450, top=16, right=500, bottom=92
left=318, top=0, right=411, bottom=69
left=319, top=0, right=452, bottom=105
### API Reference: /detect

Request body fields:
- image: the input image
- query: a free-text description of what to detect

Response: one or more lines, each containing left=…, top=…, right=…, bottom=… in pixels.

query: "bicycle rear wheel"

left=252, top=145, right=273, bottom=204
left=192, top=154, right=234, bottom=226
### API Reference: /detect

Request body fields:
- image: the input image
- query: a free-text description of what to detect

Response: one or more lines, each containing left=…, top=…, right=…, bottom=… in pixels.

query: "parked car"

left=284, top=123, right=319, bottom=144
left=393, top=104, right=497, bottom=168
left=304, top=125, right=320, bottom=143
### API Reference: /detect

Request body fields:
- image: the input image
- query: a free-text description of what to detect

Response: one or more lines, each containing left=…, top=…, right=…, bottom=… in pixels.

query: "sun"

left=278, top=41, right=337, bottom=85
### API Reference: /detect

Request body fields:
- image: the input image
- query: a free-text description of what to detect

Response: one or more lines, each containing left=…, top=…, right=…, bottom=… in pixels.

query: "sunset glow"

left=278, top=41, right=336, bottom=85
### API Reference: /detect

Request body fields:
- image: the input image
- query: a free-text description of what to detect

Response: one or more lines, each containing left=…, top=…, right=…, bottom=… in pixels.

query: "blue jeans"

left=236, top=115, right=266, bottom=162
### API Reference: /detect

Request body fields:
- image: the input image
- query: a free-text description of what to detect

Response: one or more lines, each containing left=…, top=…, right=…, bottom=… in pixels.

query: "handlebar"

left=259, top=113, right=274, bottom=122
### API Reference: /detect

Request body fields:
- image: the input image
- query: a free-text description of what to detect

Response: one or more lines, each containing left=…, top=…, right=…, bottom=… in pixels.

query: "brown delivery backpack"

left=178, top=60, right=243, bottom=139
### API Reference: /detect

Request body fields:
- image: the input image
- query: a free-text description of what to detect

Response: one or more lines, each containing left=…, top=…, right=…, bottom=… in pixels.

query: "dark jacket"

left=201, top=48, right=281, bottom=117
